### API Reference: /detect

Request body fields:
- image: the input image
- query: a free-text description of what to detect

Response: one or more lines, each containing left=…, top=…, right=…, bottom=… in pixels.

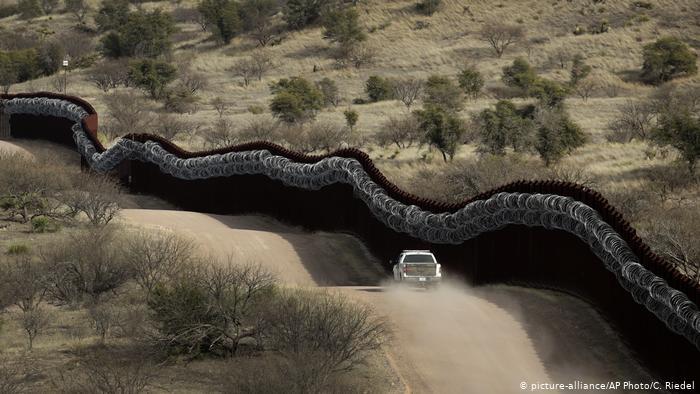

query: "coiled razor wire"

left=4, top=97, right=700, bottom=349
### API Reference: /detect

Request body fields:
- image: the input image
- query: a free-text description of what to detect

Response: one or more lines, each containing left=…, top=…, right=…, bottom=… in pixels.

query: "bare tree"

left=239, top=117, right=280, bottom=142
left=149, top=113, right=193, bottom=141
left=64, top=0, right=90, bottom=25
left=211, top=97, right=228, bottom=118
left=88, top=302, right=120, bottom=344
left=479, top=23, right=525, bottom=58
left=231, top=51, right=274, bottom=86
left=607, top=99, right=656, bottom=142
left=19, top=306, right=51, bottom=351
left=41, top=227, right=132, bottom=304
left=375, top=115, right=423, bottom=148
left=179, top=70, right=208, bottom=95
left=103, top=91, right=154, bottom=140
left=1, top=256, right=48, bottom=313
left=61, top=172, right=122, bottom=226
left=641, top=209, right=700, bottom=283
left=393, top=78, right=424, bottom=110
left=574, top=77, right=599, bottom=101
left=88, top=61, right=130, bottom=92
left=202, top=117, right=239, bottom=149
left=123, top=230, right=196, bottom=294
left=549, top=47, right=572, bottom=69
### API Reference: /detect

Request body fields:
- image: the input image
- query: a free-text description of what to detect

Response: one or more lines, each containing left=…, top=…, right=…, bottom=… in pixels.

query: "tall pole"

left=62, top=59, right=69, bottom=94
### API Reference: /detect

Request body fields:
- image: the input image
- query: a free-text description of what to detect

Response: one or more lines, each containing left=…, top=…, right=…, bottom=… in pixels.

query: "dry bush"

left=267, top=289, right=389, bottom=393
left=231, top=51, right=274, bottom=86
left=87, top=302, right=120, bottom=344
left=211, top=97, right=228, bottom=118
left=335, top=43, right=377, bottom=69
left=201, top=117, right=239, bottom=149
left=238, top=117, right=280, bottom=142
left=303, top=121, right=357, bottom=153
left=41, top=227, right=132, bottom=305
left=19, top=305, right=51, bottom=350
left=123, top=230, right=197, bottom=294
left=375, top=115, right=423, bottom=149
left=103, top=91, right=154, bottom=140
left=479, top=23, right=525, bottom=58
left=149, top=113, right=193, bottom=141
left=0, top=255, right=48, bottom=313
left=573, top=77, right=599, bottom=101
left=61, top=172, right=122, bottom=226
left=51, top=349, right=154, bottom=394
left=88, top=61, right=130, bottom=93
left=606, top=100, right=656, bottom=142
left=639, top=207, right=700, bottom=282
left=148, top=260, right=276, bottom=357
left=0, top=357, right=29, bottom=394
left=0, top=152, right=69, bottom=223
left=393, top=78, right=423, bottom=110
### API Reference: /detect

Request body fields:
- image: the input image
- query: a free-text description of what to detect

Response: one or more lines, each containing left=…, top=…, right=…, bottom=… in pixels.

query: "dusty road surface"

left=0, top=140, right=32, bottom=156
left=120, top=209, right=656, bottom=394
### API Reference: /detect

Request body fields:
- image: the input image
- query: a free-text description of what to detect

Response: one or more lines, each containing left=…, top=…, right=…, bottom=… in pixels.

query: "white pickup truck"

left=391, top=250, right=442, bottom=286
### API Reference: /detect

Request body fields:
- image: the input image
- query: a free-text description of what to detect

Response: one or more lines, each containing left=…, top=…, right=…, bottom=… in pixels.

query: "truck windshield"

left=403, top=254, right=435, bottom=263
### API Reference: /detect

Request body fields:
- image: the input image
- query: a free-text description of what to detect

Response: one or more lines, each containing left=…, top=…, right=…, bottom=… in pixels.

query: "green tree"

left=652, top=110, right=700, bottom=174
left=128, top=59, right=177, bottom=99
left=475, top=100, right=534, bottom=155
left=284, top=0, right=338, bottom=30
left=642, top=37, right=698, bottom=84
left=240, top=0, right=281, bottom=47
left=416, top=0, right=441, bottom=16
left=529, top=78, right=569, bottom=108
left=344, top=109, right=358, bottom=132
left=17, top=0, right=42, bottom=20
left=95, top=0, right=130, bottom=33
left=569, top=54, right=591, bottom=86
left=502, top=57, right=538, bottom=92
left=316, top=77, right=340, bottom=107
left=535, top=108, right=587, bottom=166
left=415, top=105, right=465, bottom=161
left=457, top=66, right=484, bottom=99
left=101, top=10, right=176, bottom=58
left=322, top=7, right=366, bottom=48
left=424, top=75, right=463, bottom=112
left=365, top=75, right=394, bottom=102
left=197, top=0, right=241, bottom=44
left=269, top=77, right=324, bottom=123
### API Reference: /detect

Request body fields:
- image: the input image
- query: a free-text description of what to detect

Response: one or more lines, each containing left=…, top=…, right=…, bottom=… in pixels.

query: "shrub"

left=641, top=37, right=698, bottom=84
left=0, top=4, right=19, bottom=19
left=457, top=66, right=484, bottom=99
left=31, top=216, right=59, bottom=233
left=365, top=75, right=394, bottom=102
left=416, top=0, right=441, bottom=16
left=148, top=261, right=276, bottom=357
left=128, top=59, right=178, bottom=99
left=100, top=10, right=176, bottom=58
left=502, top=57, right=538, bottom=92
left=423, top=75, right=463, bottom=112
left=6, top=244, right=30, bottom=255
left=88, top=60, right=130, bottom=92
left=414, top=105, right=466, bottom=161
left=64, top=0, right=90, bottom=25
left=607, top=100, right=655, bottom=142
left=651, top=109, right=700, bottom=174
left=316, top=77, right=340, bottom=107
left=269, top=77, right=324, bottom=123
left=40, top=0, right=59, bottom=15
left=103, top=91, right=154, bottom=140
left=198, top=0, right=241, bottom=44
left=344, top=109, right=358, bottom=131
left=163, top=85, right=199, bottom=113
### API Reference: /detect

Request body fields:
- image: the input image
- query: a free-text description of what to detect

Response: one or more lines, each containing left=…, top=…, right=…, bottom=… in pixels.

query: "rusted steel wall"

left=3, top=92, right=699, bottom=383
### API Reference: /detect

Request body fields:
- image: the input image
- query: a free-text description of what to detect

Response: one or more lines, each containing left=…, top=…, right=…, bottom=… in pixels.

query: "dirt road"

left=120, top=209, right=655, bottom=394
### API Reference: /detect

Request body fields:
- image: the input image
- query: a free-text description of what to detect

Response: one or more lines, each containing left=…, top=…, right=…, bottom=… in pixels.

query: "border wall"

left=2, top=93, right=699, bottom=384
